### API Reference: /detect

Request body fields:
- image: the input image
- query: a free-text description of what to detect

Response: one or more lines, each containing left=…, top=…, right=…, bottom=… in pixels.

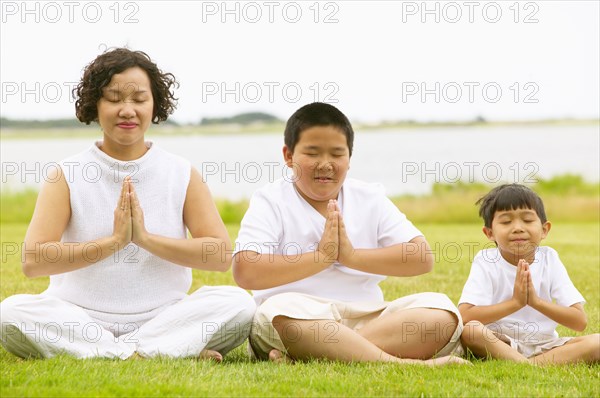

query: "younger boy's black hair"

left=476, top=184, right=547, bottom=228
left=284, top=102, right=354, bottom=156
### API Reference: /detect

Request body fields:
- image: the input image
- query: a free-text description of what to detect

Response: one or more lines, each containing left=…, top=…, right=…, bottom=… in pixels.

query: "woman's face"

left=96, top=66, right=154, bottom=154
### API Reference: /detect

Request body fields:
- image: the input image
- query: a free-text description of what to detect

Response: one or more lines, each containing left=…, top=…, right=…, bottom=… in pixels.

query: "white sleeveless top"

left=45, top=142, right=192, bottom=317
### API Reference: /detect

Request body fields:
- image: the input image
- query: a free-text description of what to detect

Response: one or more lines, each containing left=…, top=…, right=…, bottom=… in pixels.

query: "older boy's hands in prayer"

left=317, top=199, right=357, bottom=266
left=317, top=199, right=339, bottom=264
left=334, top=200, right=357, bottom=267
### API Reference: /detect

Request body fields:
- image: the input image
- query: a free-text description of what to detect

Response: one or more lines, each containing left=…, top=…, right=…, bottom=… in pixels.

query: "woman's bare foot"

left=198, top=349, right=223, bottom=363
left=268, top=349, right=292, bottom=364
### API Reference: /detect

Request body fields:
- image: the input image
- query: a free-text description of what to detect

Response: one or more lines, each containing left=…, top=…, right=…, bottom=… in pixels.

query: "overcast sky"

left=1, top=0, right=598, bottom=124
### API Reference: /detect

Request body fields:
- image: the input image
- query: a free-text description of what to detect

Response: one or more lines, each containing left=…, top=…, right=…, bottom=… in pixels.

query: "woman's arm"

left=22, top=168, right=130, bottom=278
left=130, top=167, right=232, bottom=272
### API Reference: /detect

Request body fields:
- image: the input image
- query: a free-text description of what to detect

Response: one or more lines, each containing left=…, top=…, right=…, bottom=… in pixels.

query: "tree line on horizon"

left=0, top=112, right=282, bottom=129
left=2, top=115, right=595, bottom=131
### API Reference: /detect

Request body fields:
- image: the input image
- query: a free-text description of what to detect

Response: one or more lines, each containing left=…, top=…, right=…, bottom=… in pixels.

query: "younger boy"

left=459, top=184, right=599, bottom=364
left=233, top=102, right=467, bottom=365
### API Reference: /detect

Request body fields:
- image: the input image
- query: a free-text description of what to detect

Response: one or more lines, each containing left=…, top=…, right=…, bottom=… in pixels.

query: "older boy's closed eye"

left=458, top=183, right=599, bottom=365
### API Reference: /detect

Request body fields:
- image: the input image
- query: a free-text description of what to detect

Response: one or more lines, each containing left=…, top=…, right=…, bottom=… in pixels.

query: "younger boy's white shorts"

left=495, top=333, right=572, bottom=358
left=249, top=291, right=463, bottom=360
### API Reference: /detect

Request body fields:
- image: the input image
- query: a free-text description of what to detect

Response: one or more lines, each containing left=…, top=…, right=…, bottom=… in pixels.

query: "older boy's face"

left=283, top=125, right=350, bottom=210
left=483, top=207, right=551, bottom=265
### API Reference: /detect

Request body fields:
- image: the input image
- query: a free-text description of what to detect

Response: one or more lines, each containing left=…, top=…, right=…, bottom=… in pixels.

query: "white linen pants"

left=0, top=286, right=256, bottom=359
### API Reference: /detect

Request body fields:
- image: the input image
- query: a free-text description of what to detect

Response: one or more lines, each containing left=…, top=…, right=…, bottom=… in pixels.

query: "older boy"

left=233, top=102, right=466, bottom=365
left=459, top=184, right=599, bottom=364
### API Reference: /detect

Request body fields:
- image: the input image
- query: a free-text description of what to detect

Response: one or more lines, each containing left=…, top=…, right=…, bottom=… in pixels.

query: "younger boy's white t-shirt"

left=234, top=178, right=423, bottom=305
left=459, top=246, right=585, bottom=341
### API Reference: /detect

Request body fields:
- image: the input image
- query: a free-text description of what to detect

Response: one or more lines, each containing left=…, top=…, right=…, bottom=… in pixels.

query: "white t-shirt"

left=459, top=246, right=585, bottom=341
left=234, top=178, right=423, bottom=305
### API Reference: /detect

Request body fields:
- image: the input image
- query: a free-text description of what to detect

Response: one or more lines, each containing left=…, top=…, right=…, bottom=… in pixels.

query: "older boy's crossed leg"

left=357, top=308, right=459, bottom=360
left=272, top=316, right=403, bottom=363
left=271, top=315, right=467, bottom=365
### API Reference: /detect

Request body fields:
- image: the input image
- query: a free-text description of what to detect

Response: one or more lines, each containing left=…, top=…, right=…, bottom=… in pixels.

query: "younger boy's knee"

left=461, top=321, right=484, bottom=344
left=463, top=320, right=484, bottom=330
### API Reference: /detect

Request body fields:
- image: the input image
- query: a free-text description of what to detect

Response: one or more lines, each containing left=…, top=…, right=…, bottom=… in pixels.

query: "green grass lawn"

left=1, top=221, right=598, bottom=397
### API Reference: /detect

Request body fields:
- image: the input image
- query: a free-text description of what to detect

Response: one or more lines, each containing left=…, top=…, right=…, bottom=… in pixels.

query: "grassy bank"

left=3, top=175, right=598, bottom=225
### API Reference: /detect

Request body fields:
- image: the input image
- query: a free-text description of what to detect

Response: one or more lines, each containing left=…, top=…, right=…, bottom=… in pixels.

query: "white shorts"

left=496, top=333, right=572, bottom=358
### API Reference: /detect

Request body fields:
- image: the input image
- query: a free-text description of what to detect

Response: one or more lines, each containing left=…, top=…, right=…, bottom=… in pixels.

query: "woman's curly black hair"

left=74, top=48, right=178, bottom=124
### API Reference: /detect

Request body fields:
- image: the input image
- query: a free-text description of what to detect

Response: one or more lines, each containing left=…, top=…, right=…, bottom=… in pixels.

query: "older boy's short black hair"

left=476, top=184, right=547, bottom=228
left=284, top=102, right=354, bottom=156
left=74, top=48, right=178, bottom=124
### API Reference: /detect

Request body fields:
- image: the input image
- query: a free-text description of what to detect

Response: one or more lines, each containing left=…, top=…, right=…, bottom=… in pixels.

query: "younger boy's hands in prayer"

left=512, top=259, right=529, bottom=309
left=526, top=266, right=541, bottom=308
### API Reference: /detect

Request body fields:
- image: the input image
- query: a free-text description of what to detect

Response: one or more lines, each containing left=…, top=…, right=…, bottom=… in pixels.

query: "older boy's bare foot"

left=127, top=351, right=144, bottom=360
left=394, top=357, right=466, bottom=366
left=198, top=349, right=223, bottom=363
left=268, top=349, right=292, bottom=364
left=421, top=355, right=472, bottom=366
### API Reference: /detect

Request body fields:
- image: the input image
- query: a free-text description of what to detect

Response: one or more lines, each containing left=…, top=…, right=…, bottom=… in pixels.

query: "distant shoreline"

left=1, top=118, right=598, bottom=140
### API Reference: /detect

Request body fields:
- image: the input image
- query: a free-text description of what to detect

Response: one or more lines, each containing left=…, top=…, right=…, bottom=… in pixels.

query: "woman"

left=0, top=48, right=255, bottom=360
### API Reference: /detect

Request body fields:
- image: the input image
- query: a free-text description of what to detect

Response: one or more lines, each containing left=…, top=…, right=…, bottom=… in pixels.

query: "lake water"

left=1, top=125, right=598, bottom=200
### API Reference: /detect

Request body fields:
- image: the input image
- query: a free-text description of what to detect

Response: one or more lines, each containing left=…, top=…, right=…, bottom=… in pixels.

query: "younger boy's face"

left=483, top=207, right=551, bottom=266
left=283, top=125, right=350, bottom=210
